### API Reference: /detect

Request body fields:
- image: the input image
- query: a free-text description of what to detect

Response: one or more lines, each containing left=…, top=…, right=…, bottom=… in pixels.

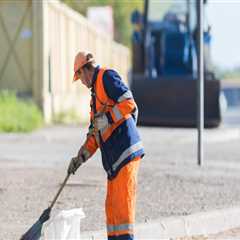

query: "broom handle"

left=49, top=174, right=71, bottom=209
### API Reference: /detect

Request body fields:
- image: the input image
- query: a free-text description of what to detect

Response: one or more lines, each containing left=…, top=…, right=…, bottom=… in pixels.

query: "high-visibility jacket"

left=83, top=67, right=144, bottom=179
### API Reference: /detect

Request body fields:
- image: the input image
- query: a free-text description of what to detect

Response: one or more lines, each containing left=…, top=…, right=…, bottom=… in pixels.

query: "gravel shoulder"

left=1, top=125, right=240, bottom=239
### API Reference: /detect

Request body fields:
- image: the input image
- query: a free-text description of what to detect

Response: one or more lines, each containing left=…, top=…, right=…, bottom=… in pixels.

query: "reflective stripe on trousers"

left=106, top=157, right=140, bottom=239
left=107, top=223, right=133, bottom=234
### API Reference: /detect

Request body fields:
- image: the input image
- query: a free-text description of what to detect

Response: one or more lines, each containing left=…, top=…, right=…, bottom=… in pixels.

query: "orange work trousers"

left=105, top=157, right=140, bottom=240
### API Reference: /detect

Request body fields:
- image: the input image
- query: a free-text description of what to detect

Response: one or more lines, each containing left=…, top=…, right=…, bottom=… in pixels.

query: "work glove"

left=67, top=147, right=90, bottom=175
left=94, top=113, right=110, bottom=131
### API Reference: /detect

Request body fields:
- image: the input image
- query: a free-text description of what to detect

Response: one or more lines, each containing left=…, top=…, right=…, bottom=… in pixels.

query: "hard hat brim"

left=72, top=56, right=94, bottom=82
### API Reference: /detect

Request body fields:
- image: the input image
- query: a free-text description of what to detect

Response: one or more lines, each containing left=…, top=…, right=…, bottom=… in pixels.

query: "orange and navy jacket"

left=83, top=66, right=144, bottom=180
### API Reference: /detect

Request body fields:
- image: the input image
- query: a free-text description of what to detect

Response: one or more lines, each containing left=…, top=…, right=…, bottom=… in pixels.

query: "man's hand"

left=68, top=146, right=90, bottom=175
left=94, top=113, right=110, bottom=131
left=67, top=155, right=85, bottom=175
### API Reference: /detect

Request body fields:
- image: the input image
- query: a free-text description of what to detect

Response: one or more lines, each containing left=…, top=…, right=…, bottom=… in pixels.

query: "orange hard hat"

left=73, top=51, right=94, bottom=81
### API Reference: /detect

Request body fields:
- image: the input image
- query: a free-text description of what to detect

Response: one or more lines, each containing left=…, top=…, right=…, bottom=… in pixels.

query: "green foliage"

left=61, top=0, right=144, bottom=46
left=214, top=66, right=240, bottom=81
left=222, top=68, right=240, bottom=80
left=0, top=91, right=43, bottom=132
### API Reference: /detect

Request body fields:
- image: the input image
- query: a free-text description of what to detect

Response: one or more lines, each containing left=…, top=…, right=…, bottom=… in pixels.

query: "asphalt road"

left=0, top=108, right=240, bottom=239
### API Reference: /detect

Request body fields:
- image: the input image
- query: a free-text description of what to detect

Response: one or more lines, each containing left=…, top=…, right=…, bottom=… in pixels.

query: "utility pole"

left=197, top=0, right=204, bottom=166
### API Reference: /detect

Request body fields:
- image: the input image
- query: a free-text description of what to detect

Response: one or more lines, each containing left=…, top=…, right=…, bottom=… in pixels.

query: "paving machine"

left=130, top=0, right=221, bottom=127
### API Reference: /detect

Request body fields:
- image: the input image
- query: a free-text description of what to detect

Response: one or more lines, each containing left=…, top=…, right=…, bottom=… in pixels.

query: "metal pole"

left=197, top=0, right=204, bottom=166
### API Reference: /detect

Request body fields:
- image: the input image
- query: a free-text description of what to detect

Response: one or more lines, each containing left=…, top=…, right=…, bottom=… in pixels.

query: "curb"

left=81, top=207, right=240, bottom=239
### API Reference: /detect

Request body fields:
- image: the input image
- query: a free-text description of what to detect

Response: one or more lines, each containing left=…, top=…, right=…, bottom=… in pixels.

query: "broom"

left=20, top=173, right=70, bottom=240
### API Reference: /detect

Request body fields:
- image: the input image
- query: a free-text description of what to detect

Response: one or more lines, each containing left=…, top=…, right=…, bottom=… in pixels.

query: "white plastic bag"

left=41, top=208, right=85, bottom=240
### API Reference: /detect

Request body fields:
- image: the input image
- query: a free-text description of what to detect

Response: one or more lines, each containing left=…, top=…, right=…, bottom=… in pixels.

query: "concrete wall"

left=0, top=0, right=130, bottom=123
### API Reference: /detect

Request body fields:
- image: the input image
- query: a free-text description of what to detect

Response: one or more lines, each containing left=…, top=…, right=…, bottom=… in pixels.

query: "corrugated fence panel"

left=46, top=0, right=130, bottom=122
left=0, top=0, right=130, bottom=123
left=0, top=0, right=33, bottom=94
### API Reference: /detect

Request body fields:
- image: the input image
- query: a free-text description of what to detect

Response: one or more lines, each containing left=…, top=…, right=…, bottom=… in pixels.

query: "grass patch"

left=0, top=91, right=43, bottom=132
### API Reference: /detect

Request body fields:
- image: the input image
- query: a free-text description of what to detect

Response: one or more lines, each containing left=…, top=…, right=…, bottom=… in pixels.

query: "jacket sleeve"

left=103, top=70, right=138, bottom=123
left=83, top=117, right=99, bottom=157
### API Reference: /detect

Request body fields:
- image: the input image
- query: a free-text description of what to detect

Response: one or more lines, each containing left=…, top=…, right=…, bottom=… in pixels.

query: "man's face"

left=77, top=68, right=92, bottom=88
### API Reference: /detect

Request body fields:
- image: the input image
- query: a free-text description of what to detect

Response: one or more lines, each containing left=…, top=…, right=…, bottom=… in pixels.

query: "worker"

left=68, top=51, right=145, bottom=240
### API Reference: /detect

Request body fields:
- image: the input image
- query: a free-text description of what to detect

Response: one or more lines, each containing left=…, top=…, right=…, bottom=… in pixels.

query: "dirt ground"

left=177, top=227, right=240, bottom=239
left=1, top=125, right=240, bottom=239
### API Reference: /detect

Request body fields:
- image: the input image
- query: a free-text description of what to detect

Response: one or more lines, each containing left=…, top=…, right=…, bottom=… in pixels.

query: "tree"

left=61, top=0, right=144, bottom=46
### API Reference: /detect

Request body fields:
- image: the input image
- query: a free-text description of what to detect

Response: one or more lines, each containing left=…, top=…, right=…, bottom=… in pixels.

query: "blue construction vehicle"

left=130, top=0, right=221, bottom=127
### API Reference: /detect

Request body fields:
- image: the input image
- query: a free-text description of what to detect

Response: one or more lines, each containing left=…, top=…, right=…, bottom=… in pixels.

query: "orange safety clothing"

left=79, top=65, right=144, bottom=240
left=106, top=157, right=140, bottom=240
left=83, top=66, right=144, bottom=180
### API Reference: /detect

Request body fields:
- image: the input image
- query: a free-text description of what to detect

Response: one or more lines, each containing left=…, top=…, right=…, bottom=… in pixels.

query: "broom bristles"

left=20, top=208, right=51, bottom=240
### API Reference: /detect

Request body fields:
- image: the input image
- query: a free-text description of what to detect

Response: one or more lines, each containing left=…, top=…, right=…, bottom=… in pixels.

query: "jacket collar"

left=91, top=65, right=100, bottom=89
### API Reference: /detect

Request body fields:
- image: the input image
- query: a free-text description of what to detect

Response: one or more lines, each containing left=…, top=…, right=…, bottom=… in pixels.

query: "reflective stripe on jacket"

left=83, top=67, right=144, bottom=179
